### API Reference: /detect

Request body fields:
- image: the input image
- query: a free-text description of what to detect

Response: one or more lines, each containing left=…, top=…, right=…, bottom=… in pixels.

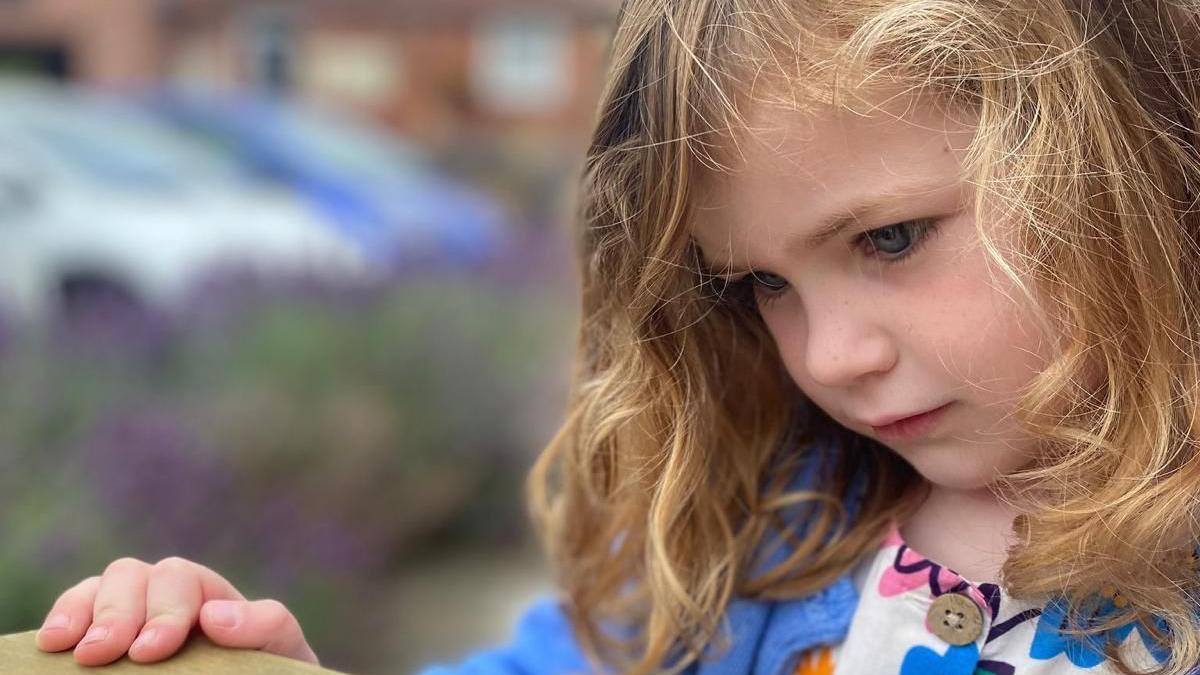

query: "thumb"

left=198, top=599, right=320, bottom=666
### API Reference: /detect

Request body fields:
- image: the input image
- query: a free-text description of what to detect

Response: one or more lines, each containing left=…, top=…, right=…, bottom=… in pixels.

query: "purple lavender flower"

left=83, top=408, right=237, bottom=553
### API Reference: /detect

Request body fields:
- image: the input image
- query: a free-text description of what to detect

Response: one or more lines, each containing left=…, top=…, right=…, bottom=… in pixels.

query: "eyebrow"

left=694, top=178, right=957, bottom=277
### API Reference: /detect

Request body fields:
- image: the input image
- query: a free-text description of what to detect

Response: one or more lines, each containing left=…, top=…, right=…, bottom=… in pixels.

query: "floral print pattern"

left=789, top=521, right=1169, bottom=674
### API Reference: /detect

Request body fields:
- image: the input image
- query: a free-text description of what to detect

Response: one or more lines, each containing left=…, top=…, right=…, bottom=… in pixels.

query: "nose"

left=802, top=297, right=898, bottom=388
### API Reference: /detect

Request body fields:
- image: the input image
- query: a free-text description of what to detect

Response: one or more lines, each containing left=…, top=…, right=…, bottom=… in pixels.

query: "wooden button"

left=927, top=593, right=984, bottom=646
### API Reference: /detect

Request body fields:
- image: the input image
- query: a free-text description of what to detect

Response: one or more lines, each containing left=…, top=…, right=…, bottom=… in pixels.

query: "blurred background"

left=0, top=0, right=618, bottom=672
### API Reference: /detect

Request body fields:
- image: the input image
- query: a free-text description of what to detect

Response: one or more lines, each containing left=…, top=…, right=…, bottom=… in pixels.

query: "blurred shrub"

left=0, top=263, right=576, bottom=672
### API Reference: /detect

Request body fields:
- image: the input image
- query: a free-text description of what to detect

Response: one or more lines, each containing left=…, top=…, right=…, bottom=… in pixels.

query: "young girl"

left=33, top=0, right=1200, bottom=673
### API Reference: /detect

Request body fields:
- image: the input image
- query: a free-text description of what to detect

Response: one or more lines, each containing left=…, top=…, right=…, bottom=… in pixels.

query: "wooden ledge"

left=0, top=631, right=347, bottom=673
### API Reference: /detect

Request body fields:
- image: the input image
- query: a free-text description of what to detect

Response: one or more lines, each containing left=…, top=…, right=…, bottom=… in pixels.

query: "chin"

left=921, top=475, right=998, bottom=492
left=901, top=454, right=1005, bottom=492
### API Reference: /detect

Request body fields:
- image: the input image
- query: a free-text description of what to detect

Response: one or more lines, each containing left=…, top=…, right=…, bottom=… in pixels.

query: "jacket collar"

left=694, top=440, right=870, bottom=675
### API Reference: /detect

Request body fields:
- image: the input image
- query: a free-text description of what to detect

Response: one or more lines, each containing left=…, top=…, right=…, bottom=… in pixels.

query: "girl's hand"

left=35, top=557, right=319, bottom=667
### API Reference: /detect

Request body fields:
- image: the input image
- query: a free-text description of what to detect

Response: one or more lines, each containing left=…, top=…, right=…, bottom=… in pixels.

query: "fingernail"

left=131, top=627, right=158, bottom=652
left=205, top=601, right=241, bottom=628
left=80, top=625, right=109, bottom=644
left=40, top=614, right=70, bottom=632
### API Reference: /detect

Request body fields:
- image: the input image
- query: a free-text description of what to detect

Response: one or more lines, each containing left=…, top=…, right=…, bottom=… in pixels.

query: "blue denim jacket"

left=417, top=442, right=866, bottom=675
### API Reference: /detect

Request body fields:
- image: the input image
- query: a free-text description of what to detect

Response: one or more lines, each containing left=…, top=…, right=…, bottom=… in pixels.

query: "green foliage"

left=0, top=273, right=576, bottom=673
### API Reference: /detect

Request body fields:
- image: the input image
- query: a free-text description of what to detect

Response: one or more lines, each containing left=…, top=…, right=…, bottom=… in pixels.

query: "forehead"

left=689, top=90, right=978, bottom=267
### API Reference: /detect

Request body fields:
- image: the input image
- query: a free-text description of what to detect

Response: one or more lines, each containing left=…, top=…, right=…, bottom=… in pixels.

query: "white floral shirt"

left=787, top=521, right=1172, bottom=675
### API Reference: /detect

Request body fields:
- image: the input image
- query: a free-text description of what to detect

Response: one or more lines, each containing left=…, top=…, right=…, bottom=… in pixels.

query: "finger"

left=199, top=599, right=320, bottom=665
left=36, top=576, right=101, bottom=653
left=73, top=557, right=151, bottom=667
left=192, top=559, right=249, bottom=603
left=125, top=557, right=201, bottom=663
left=129, top=557, right=248, bottom=664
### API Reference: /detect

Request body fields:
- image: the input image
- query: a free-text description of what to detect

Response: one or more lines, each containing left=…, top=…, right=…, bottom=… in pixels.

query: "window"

left=471, top=13, right=570, bottom=115
left=238, top=5, right=297, bottom=93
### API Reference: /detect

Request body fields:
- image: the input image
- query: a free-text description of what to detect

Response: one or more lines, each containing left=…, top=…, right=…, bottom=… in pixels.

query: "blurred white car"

left=0, top=80, right=367, bottom=319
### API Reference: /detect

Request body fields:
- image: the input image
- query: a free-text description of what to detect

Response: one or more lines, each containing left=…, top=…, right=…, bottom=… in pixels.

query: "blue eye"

left=701, top=270, right=790, bottom=307
left=707, top=218, right=942, bottom=311
left=748, top=271, right=790, bottom=307
left=749, top=271, right=789, bottom=293
left=859, top=219, right=938, bottom=260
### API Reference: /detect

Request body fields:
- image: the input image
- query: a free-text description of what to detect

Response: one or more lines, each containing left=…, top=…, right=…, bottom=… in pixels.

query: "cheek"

left=926, top=252, right=1053, bottom=396
left=759, top=253, right=1052, bottom=401
left=758, top=301, right=814, bottom=391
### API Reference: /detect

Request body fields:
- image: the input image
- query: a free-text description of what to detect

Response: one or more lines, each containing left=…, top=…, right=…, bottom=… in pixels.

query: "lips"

left=864, top=403, right=950, bottom=428
left=867, top=402, right=954, bottom=442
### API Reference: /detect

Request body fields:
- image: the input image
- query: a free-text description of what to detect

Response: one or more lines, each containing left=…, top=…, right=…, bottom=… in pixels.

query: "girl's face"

left=690, top=88, right=1055, bottom=493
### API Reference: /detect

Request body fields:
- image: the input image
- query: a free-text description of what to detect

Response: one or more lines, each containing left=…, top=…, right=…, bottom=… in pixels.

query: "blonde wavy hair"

left=527, top=1, right=1200, bottom=673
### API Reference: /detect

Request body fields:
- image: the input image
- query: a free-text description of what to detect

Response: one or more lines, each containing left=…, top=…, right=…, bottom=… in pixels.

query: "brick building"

left=0, top=0, right=166, bottom=85
left=0, top=0, right=618, bottom=136
left=0, top=0, right=622, bottom=227
left=164, top=0, right=620, bottom=146
left=169, top=0, right=622, bottom=225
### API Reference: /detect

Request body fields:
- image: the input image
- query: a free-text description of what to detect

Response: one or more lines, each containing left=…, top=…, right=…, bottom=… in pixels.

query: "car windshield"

left=17, top=98, right=247, bottom=190
left=276, top=108, right=432, bottom=183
